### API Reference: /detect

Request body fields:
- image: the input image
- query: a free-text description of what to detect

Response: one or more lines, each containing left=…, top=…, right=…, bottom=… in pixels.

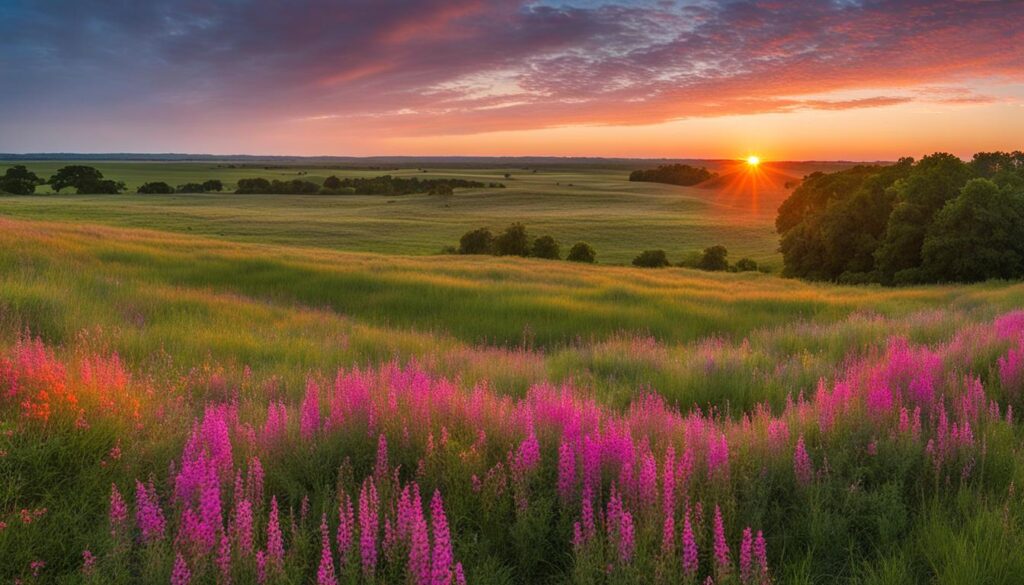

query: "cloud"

left=1, top=0, right=1021, bottom=145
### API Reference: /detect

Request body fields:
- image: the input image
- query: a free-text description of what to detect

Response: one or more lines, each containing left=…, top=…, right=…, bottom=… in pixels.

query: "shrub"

left=177, top=182, right=206, bottom=193
left=494, top=223, right=530, bottom=257
left=0, top=165, right=43, bottom=195
left=48, top=165, right=105, bottom=193
left=137, top=182, right=175, bottom=194
left=459, top=228, right=494, bottom=255
left=698, top=245, right=730, bottom=271
left=567, top=242, right=596, bottom=263
left=531, top=235, right=561, bottom=260
left=236, top=178, right=272, bottom=194
left=323, top=176, right=342, bottom=191
left=201, top=179, right=224, bottom=192
left=629, top=164, right=715, bottom=186
left=429, top=184, right=454, bottom=196
left=734, top=257, right=759, bottom=272
left=632, top=249, right=670, bottom=268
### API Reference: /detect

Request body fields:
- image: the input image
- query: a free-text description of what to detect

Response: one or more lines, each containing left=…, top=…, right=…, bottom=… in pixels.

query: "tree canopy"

left=776, top=151, right=1024, bottom=284
left=629, top=164, right=715, bottom=187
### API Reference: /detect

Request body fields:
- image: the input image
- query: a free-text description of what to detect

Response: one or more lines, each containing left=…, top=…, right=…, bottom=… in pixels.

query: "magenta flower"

left=266, top=496, right=284, bottom=570
left=135, top=479, right=166, bottom=543
left=793, top=436, right=814, bottom=486
left=300, top=378, right=320, bottom=440
left=739, top=527, right=753, bottom=583
left=454, top=562, right=467, bottom=585
left=754, top=530, right=769, bottom=584
left=409, top=494, right=431, bottom=585
left=682, top=507, right=698, bottom=578
left=431, top=490, right=453, bottom=585
left=713, top=505, right=731, bottom=576
left=618, top=510, right=635, bottom=563
left=171, top=552, right=191, bottom=585
left=337, top=491, right=355, bottom=562
left=359, top=479, right=379, bottom=576
left=109, top=483, right=128, bottom=536
left=234, top=498, right=254, bottom=555
left=318, top=513, right=338, bottom=585
left=217, top=529, right=232, bottom=583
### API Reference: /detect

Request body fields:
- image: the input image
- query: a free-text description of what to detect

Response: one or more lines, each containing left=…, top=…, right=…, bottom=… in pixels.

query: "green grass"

left=0, top=160, right=815, bottom=266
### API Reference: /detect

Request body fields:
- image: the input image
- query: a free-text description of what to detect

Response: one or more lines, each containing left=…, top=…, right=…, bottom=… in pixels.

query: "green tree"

left=236, top=178, right=272, bottom=194
left=874, top=153, right=973, bottom=282
left=48, top=165, right=105, bottom=193
left=530, top=235, right=560, bottom=260
left=734, top=257, right=759, bottom=272
left=459, top=227, right=494, bottom=255
left=698, top=245, right=729, bottom=271
left=322, top=176, right=342, bottom=191
left=920, top=178, right=1024, bottom=282
left=137, top=182, right=175, bottom=194
left=201, top=179, right=224, bottom=192
left=177, top=183, right=206, bottom=193
left=493, top=223, right=530, bottom=257
left=632, top=249, right=670, bottom=268
left=0, top=165, right=43, bottom=195
left=566, top=242, right=596, bottom=263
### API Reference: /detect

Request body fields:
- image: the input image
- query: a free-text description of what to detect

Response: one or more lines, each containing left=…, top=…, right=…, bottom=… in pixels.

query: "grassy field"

left=0, top=160, right=849, bottom=266
left=3, top=166, right=1024, bottom=584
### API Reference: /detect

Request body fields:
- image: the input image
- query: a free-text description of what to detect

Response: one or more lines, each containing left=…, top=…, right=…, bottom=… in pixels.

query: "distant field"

left=0, top=160, right=856, bottom=266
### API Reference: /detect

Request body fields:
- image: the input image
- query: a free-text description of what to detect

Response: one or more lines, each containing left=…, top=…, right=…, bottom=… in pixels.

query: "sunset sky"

left=1, top=0, right=1022, bottom=160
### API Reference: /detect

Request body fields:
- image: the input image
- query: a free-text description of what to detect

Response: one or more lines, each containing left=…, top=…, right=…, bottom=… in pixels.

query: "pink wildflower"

left=793, top=436, right=814, bottom=486
left=318, top=513, right=338, bottom=585
left=713, top=505, right=731, bottom=576
left=431, top=490, right=453, bottom=585
left=171, top=552, right=190, bottom=585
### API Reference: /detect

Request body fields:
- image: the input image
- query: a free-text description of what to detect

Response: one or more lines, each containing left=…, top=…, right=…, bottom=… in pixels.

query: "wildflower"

left=266, top=496, right=284, bottom=569
left=409, top=497, right=430, bottom=585
left=318, top=513, right=338, bottom=585
left=793, top=436, right=813, bottom=486
left=682, top=507, right=699, bottom=578
left=337, top=491, right=354, bottom=561
left=171, top=552, right=190, bottom=585
left=135, top=479, right=166, bottom=543
left=217, top=530, right=232, bottom=584
left=754, top=530, right=769, bottom=584
left=234, top=498, right=254, bottom=555
left=713, top=505, right=731, bottom=576
left=30, top=560, right=44, bottom=577
left=739, top=527, right=753, bottom=583
left=255, top=551, right=267, bottom=585
left=618, top=510, right=635, bottom=563
left=359, top=479, right=379, bottom=576
left=109, top=484, right=128, bottom=536
left=454, top=562, right=467, bottom=585
left=81, top=550, right=96, bottom=575
left=431, top=490, right=453, bottom=585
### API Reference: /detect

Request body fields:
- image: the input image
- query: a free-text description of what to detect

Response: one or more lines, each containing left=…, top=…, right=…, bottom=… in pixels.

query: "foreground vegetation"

left=3, top=217, right=1024, bottom=584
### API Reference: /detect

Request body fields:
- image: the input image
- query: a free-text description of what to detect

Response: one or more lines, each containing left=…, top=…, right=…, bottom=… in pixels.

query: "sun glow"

left=746, top=155, right=761, bottom=167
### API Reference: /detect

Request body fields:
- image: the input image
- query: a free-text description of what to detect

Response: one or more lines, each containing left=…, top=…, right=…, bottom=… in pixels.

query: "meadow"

left=3, top=163, right=1024, bottom=584
left=0, top=160, right=848, bottom=266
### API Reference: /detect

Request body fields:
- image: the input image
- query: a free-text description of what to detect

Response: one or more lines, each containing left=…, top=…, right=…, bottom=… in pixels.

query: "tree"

left=632, top=250, right=670, bottom=268
left=322, top=176, right=342, bottom=191
left=82, top=180, right=125, bottom=194
left=734, top=258, right=759, bottom=272
left=567, top=242, right=596, bottom=263
left=202, top=179, right=224, bottom=192
left=919, top=178, right=1024, bottom=282
left=531, top=235, right=560, bottom=260
left=698, top=245, right=729, bottom=271
left=177, top=183, right=206, bottom=193
left=0, top=165, right=43, bottom=195
left=137, top=182, right=175, bottom=194
left=874, top=153, right=973, bottom=282
left=493, top=223, right=530, bottom=257
left=459, top=228, right=494, bottom=255
left=48, top=165, right=104, bottom=193
left=236, top=178, right=272, bottom=194
left=629, top=164, right=715, bottom=186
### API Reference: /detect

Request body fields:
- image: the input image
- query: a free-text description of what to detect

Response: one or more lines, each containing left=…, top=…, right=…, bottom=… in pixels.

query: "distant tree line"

left=0, top=165, right=128, bottom=195
left=628, top=164, right=716, bottom=186
left=237, top=175, right=502, bottom=195
left=631, top=245, right=761, bottom=273
left=776, top=151, right=1024, bottom=284
left=454, top=223, right=596, bottom=263
left=138, top=180, right=224, bottom=194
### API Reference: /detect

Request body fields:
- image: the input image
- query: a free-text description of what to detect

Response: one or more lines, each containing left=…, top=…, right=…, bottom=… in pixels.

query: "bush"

left=459, top=228, right=494, bottom=255
left=530, top=235, right=561, bottom=260
left=632, top=249, right=670, bottom=268
left=734, top=257, right=759, bottom=272
left=629, top=164, right=715, bottom=186
left=236, top=178, right=272, bottom=194
left=177, top=182, right=206, bottom=193
left=137, top=182, right=175, bottom=194
left=201, top=179, right=224, bottom=192
left=567, top=242, right=596, bottom=263
left=494, top=223, right=531, bottom=257
left=78, top=179, right=125, bottom=194
left=429, top=184, right=454, bottom=196
left=698, top=245, right=730, bottom=271
left=0, top=166, right=43, bottom=195
left=323, top=176, right=342, bottom=191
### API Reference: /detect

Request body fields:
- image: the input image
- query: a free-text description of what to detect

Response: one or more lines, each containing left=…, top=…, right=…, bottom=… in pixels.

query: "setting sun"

left=746, top=155, right=761, bottom=167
